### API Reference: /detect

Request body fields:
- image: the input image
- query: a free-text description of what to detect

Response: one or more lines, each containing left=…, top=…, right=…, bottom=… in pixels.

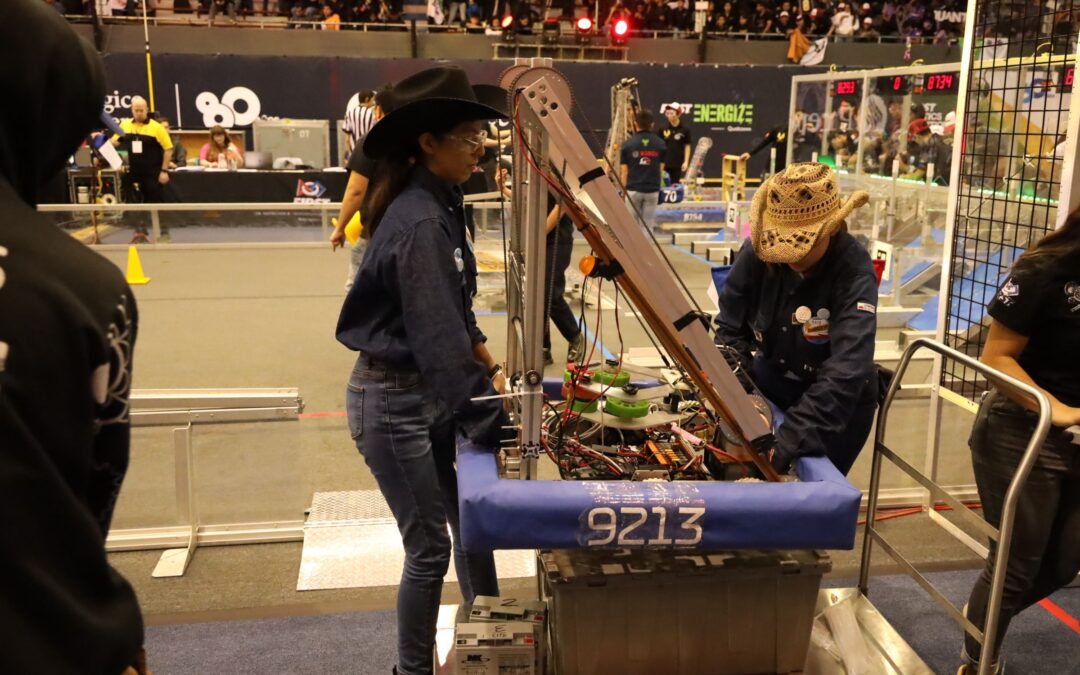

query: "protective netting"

left=942, top=0, right=1078, bottom=400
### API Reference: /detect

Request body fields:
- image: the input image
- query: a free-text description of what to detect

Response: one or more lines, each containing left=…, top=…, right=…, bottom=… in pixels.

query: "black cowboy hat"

left=363, top=67, right=508, bottom=159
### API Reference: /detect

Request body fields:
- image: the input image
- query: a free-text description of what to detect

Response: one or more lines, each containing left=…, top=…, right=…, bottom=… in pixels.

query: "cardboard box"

left=469, top=596, right=547, bottom=673
left=455, top=621, right=536, bottom=675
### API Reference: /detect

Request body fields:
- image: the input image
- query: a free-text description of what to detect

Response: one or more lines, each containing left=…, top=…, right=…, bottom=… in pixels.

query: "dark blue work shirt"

left=620, top=131, right=666, bottom=193
left=335, top=165, right=507, bottom=446
left=714, top=232, right=879, bottom=469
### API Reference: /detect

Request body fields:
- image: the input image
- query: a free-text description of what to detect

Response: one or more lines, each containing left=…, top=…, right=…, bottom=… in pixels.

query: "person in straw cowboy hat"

left=713, top=162, right=879, bottom=476
left=335, top=66, right=512, bottom=675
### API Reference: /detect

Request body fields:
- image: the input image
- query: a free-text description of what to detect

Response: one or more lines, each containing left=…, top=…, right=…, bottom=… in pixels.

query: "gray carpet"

left=145, top=571, right=1079, bottom=674
left=147, top=609, right=398, bottom=674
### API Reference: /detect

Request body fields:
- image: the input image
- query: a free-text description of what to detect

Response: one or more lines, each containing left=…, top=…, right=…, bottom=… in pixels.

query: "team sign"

left=693, top=103, right=755, bottom=125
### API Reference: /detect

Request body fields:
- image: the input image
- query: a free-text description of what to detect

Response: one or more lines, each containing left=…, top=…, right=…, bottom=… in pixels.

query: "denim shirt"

left=714, top=231, right=879, bottom=464
left=336, top=165, right=506, bottom=446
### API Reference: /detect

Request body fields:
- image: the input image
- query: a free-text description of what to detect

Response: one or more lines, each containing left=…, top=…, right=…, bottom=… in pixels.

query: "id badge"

left=131, top=139, right=144, bottom=154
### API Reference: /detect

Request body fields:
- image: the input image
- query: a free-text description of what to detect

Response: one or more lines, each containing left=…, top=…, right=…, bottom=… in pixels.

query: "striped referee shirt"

left=343, top=104, right=376, bottom=144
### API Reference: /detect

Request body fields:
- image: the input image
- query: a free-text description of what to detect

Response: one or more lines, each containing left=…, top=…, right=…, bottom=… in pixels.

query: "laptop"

left=245, top=151, right=273, bottom=170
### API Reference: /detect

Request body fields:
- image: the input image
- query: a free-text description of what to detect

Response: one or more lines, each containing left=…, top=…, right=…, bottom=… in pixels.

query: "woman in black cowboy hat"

left=335, top=67, right=510, bottom=675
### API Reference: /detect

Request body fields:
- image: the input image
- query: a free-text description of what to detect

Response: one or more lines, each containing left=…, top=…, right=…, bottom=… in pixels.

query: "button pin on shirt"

left=453, top=248, right=464, bottom=272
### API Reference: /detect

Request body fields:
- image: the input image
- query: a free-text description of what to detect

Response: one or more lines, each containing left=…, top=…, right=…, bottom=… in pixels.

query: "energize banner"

left=101, top=54, right=810, bottom=178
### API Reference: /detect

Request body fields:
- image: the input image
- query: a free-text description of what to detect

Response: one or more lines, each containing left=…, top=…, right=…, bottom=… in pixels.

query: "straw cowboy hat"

left=363, top=66, right=508, bottom=160
left=749, top=163, right=869, bottom=264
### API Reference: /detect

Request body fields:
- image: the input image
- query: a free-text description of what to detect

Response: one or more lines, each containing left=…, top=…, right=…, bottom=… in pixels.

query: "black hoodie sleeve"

left=0, top=2, right=145, bottom=672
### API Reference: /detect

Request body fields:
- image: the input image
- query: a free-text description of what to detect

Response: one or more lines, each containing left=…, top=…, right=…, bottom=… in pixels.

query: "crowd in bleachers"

left=58, top=0, right=975, bottom=40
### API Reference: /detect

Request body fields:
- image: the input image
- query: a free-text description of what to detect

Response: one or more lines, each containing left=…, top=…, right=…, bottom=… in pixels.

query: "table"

left=165, top=169, right=348, bottom=203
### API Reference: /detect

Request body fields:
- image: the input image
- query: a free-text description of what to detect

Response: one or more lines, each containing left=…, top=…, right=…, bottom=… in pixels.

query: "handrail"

left=858, top=337, right=1053, bottom=675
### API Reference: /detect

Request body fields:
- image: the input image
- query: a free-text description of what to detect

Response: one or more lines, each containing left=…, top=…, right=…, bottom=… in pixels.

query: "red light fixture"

left=611, top=17, right=630, bottom=45
left=500, top=13, right=514, bottom=28
left=576, top=16, right=593, bottom=32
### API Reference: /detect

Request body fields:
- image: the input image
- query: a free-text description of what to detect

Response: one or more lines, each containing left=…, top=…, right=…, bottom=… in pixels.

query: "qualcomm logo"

left=196, top=86, right=262, bottom=128
left=295, top=180, right=329, bottom=203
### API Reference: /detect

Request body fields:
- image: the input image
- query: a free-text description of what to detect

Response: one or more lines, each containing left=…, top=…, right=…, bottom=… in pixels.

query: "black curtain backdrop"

left=101, top=54, right=819, bottom=178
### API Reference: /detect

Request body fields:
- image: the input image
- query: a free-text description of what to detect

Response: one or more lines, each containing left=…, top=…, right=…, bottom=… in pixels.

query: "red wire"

left=857, top=501, right=983, bottom=526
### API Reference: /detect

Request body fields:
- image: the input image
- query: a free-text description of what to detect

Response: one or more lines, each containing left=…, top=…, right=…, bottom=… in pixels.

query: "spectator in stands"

left=620, top=109, right=666, bottom=231
left=735, top=14, right=751, bottom=32
left=2, top=3, right=148, bottom=672
left=199, top=125, right=244, bottom=169
left=605, top=1, right=629, bottom=27
left=857, top=16, right=879, bottom=40
left=465, top=0, right=482, bottom=24
left=855, top=1, right=872, bottom=25
left=632, top=2, right=648, bottom=28
left=805, top=7, right=829, bottom=35
left=343, top=89, right=376, bottom=159
left=288, top=1, right=305, bottom=25
left=902, top=118, right=949, bottom=183
left=713, top=13, right=729, bottom=31
left=322, top=2, right=341, bottom=29
left=751, top=1, right=773, bottom=33
left=776, top=10, right=794, bottom=35
left=343, top=0, right=373, bottom=23
left=828, top=2, right=856, bottom=40
left=647, top=0, right=672, bottom=30
left=111, top=95, right=172, bottom=242
left=208, top=0, right=237, bottom=24
left=446, top=0, right=466, bottom=25
left=957, top=212, right=1080, bottom=675
left=160, top=116, right=186, bottom=168
left=672, top=0, right=692, bottom=32
left=717, top=0, right=735, bottom=23
left=934, top=20, right=955, bottom=44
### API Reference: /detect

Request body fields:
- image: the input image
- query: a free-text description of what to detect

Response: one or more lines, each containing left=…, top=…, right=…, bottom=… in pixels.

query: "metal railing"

left=857, top=337, right=1076, bottom=675
left=114, top=388, right=305, bottom=578
left=68, top=13, right=964, bottom=44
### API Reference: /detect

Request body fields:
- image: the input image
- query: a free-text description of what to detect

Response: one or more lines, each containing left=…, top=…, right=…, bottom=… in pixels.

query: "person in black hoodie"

left=0, top=2, right=147, bottom=673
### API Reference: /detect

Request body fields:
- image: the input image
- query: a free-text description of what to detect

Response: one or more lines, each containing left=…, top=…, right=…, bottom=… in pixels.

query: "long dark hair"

left=361, top=113, right=473, bottom=239
left=1016, top=207, right=1080, bottom=268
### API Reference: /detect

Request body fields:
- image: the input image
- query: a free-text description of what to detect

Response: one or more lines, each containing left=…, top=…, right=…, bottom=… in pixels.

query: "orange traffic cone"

left=126, top=245, right=150, bottom=285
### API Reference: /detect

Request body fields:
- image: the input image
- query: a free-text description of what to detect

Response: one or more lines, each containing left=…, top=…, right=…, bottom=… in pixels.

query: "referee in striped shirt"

left=342, top=90, right=376, bottom=160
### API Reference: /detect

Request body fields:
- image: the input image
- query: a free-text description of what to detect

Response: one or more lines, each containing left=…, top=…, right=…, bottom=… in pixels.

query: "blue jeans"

left=627, top=190, right=659, bottom=231
left=963, top=390, right=1080, bottom=667
left=346, top=355, right=499, bottom=675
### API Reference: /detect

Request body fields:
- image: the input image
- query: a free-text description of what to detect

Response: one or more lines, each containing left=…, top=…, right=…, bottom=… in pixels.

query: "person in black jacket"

left=0, top=2, right=146, bottom=673
left=335, top=67, right=510, bottom=675
left=739, top=125, right=789, bottom=176
left=714, top=163, right=877, bottom=475
left=957, top=213, right=1080, bottom=675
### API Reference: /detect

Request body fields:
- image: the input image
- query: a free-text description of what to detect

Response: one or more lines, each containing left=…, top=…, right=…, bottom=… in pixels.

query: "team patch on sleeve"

left=856, top=302, right=876, bottom=314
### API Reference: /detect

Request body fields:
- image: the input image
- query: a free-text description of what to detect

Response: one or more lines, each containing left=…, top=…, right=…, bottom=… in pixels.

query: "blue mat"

left=828, top=571, right=1080, bottom=674
left=907, top=244, right=1024, bottom=332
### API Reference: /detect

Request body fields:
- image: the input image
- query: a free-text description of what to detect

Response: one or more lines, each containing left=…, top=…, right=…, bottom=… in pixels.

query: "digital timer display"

left=835, top=80, right=859, bottom=96
left=925, top=73, right=957, bottom=92
left=877, top=75, right=910, bottom=95
left=1064, top=67, right=1074, bottom=90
